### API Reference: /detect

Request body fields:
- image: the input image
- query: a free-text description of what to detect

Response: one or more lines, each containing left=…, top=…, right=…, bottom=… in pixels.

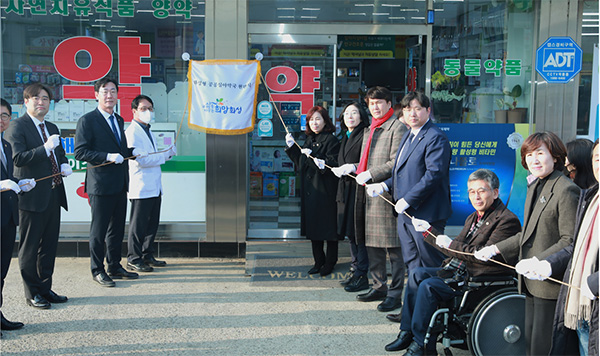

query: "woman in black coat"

left=285, top=106, right=341, bottom=276
left=331, top=102, right=370, bottom=292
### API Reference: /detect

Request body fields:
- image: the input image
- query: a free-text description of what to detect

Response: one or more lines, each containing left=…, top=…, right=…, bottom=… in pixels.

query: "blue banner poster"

left=438, top=123, right=531, bottom=226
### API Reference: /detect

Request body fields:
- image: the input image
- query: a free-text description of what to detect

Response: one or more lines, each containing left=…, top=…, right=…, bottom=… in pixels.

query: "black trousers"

left=1, top=219, right=17, bottom=307
left=311, top=240, right=338, bottom=267
left=525, top=294, right=557, bottom=356
left=88, top=190, right=127, bottom=275
left=18, top=189, right=61, bottom=299
left=127, top=196, right=161, bottom=264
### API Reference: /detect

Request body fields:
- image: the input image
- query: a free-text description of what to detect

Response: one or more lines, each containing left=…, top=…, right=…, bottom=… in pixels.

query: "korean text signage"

left=338, top=35, right=395, bottom=58
left=264, top=66, right=320, bottom=116
left=444, top=58, right=522, bottom=77
left=536, top=37, right=582, bottom=83
left=53, top=36, right=151, bottom=121
left=5, top=0, right=195, bottom=18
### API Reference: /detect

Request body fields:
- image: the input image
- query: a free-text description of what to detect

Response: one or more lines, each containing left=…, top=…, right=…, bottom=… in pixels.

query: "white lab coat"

left=125, top=121, right=167, bottom=200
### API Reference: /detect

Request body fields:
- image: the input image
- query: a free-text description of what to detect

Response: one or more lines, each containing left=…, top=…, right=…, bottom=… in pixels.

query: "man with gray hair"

left=384, top=169, right=521, bottom=355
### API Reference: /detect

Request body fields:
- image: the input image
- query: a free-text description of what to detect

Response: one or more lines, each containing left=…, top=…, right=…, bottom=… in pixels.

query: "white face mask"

left=137, top=110, right=154, bottom=124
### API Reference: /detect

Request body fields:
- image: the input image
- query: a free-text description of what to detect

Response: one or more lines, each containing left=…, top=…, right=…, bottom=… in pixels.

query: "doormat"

left=250, top=255, right=352, bottom=287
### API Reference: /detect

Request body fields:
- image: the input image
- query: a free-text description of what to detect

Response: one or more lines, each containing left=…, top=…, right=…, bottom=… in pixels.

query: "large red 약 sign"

left=53, top=36, right=151, bottom=121
left=264, top=66, right=320, bottom=115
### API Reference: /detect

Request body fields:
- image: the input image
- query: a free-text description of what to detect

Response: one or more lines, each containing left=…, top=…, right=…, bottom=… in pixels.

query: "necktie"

left=109, top=115, right=121, bottom=145
left=39, top=123, right=63, bottom=187
left=397, top=132, right=415, bottom=164
left=0, top=142, right=6, bottom=169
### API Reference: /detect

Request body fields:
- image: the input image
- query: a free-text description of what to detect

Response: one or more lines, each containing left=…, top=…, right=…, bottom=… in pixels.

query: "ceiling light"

left=411, top=17, right=425, bottom=20
left=277, top=8, right=295, bottom=10
left=389, top=17, right=406, bottom=20
left=399, top=9, right=419, bottom=12
left=373, top=12, right=390, bottom=15
left=301, top=16, right=317, bottom=19
left=348, top=12, right=367, bottom=15
left=278, top=15, right=295, bottom=18
left=355, top=3, right=375, bottom=7
left=302, top=8, right=320, bottom=11
left=382, top=3, right=402, bottom=7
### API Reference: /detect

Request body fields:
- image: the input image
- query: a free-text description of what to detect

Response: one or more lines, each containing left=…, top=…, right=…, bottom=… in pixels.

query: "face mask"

left=137, top=110, right=154, bottom=124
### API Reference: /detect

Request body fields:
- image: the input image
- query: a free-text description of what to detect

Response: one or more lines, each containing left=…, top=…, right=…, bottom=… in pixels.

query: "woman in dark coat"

left=285, top=106, right=341, bottom=276
left=331, top=102, right=370, bottom=292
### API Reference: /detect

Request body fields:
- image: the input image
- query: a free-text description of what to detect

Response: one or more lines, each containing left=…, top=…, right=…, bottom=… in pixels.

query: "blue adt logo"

left=536, top=37, right=582, bottom=84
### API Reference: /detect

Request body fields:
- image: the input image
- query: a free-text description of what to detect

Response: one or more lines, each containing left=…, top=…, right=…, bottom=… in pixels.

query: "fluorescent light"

left=300, top=16, right=317, bottom=19
left=411, top=17, right=425, bottom=20
left=582, top=33, right=600, bottom=36
left=349, top=12, right=367, bottom=15
left=400, top=9, right=419, bottom=12
left=278, top=15, right=295, bottom=19
left=373, top=12, right=390, bottom=15
left=91, top=24, right=106, bottom=27
left=302, top=8, right=320, bottom=11
left=582, top=24, right=600, bottom=27
left=583, top=12, right=599, bottom=16
left=389, top=17, right=406, bottom=20
left=95, top=19, right=111, bottom=22
left=355, top=3, right=375, bottom=7
left=434, top=8, right=445, bottom=12
left=125, top=30, right=138, bottom=33
left=382, top=3, right=402, bottom=7
left=583, top=19, right=599, bottom=22
left=277, top=7, right=295, bottom=10
left=111, top=25, right=126, bottom=28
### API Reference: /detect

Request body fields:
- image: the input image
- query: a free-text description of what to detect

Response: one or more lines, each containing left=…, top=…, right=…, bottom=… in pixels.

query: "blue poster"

left=438, top=123, right=530, bottom=226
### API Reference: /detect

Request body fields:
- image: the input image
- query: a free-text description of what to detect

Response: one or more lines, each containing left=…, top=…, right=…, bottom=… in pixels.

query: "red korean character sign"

left=53, top=36, right=151, bottom=121
left=264, top=66, right=320, bottom=115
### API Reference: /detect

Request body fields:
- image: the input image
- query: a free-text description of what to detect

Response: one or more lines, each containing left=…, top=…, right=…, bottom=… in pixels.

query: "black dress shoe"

left=345, top=274, right=370, bottom=292
left=320, top=264, right=335, bottom=276
left=356, top=288, right=387, bottom=302
left=108, top=267, right=139, bottom=279
left=378, top=297, right=403, bottom=312
left=385, top=330, right=414, bottom=352
left=402, top=341, right=424, bottom=356
left=308, top=264, right=323, bottom=274
left=340, top=269, right=355, bottom=286
left=144, top=256, right=167, bottom=267
left=93, top=272, right=116, bottom=287
left=43, top=290, right=68, bottom=303
left=1, top=313, right=24, bottom=330
left=386, top=312, right=402, bottom=323
left=127, top=261, right=154, bottom=272
left=26, top=294, right=51, bottom=309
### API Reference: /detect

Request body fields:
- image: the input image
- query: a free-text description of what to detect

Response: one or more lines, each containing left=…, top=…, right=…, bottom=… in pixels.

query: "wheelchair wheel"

left=466, top=288, right=525, bottom=356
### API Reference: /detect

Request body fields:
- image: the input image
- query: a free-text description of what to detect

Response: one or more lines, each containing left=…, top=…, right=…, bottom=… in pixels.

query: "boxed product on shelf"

left=262, top=172, right=279, bottom=197
left=279, top=172, right=296, bottom=197
left=250, top=172, right=263, bottom=197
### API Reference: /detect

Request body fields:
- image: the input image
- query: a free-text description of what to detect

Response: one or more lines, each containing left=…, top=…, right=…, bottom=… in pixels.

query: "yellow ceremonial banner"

left=187, top=59, right=261, bottom=135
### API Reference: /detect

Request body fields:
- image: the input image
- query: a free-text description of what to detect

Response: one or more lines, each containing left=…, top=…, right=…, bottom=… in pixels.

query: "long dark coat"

left=285, top=132, right=340, bottom=241
left=547, top=184, right=598, bottom=356
left=336, top=123, right=366, bottom=238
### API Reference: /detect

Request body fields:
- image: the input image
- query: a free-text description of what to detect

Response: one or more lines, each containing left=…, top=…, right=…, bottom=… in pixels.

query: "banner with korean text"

left=187, top=59, right=261, bottom=135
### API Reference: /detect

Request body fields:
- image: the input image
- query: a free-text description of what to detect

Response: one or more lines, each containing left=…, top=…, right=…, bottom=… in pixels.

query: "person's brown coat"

left=495, top=170, right=580, bottom=299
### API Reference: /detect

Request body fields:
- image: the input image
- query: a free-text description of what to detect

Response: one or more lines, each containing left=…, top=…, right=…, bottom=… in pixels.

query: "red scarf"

left=356, top=108, right=394, bottom=174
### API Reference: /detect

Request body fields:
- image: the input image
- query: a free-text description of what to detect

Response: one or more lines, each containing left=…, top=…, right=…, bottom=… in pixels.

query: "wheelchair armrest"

left=468, top=275, right=515, bottom=283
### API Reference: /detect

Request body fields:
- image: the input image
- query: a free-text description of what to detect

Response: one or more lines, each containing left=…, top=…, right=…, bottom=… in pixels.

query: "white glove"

left=18, top=178, right=36, bottom=193
left=366, top=183, right=387, bottom=197
left=285, top=133, right=295, bottom=148
left=474, top=245, right=499, bottom=262
left=516, top=257, right=552, bottom=281
left=107, top=153, right=124, bottom=164
left=1, top=179, right=21, bottom=194
left=60, top=163, right=72, bottom=177
left=168, top=145, right=177, bottom=157
left=331, top=163, right=356, bottom=178
left=313, top=157, right=325, bottom=170
left=581, top=277, right=597, bottom=300
left=300, top=148, right=312, bottom=157
left=412, top=218, right=431, bottom=232
left=355, top=170, right=372, bottom=185
left=133, top=148, right=148, bottom=159
left=436, top=234, right=453, bottom=249
left=44, top=134, right=61, bottom=152
left=395, top=198, right=409, bottom=215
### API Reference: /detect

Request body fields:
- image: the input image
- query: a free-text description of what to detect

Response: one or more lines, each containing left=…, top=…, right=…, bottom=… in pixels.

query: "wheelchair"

left=423, top=274, right=526, bottom=356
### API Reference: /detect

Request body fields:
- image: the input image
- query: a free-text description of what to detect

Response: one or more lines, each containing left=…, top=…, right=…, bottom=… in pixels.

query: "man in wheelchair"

left=385, top=169, right=522, bottom=355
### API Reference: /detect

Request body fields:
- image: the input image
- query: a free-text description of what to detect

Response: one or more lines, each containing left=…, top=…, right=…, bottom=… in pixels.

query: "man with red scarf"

left=337, top=86, right=407, bottom=312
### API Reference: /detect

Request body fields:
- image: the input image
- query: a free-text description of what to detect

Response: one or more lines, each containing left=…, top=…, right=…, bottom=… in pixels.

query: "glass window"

left=577, top=0, right=599, bottom=137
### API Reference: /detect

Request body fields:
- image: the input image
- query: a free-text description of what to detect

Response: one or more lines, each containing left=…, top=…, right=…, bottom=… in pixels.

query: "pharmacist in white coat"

left=125, top=95, right=176, bottom=273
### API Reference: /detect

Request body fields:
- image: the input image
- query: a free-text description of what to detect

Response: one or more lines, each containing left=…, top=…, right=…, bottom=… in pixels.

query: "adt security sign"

left=536, top=37, right=582, bottom=83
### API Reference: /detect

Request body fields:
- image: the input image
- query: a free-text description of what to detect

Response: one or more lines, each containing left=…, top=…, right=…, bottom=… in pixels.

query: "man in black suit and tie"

left=1, top=98, right=36, bottom=330
left=4, top=84, right=70, bottom=310
left=75, top=77, right=138, bottom=287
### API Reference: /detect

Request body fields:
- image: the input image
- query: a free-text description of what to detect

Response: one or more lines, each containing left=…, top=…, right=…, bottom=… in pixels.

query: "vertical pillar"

left=204, top=0, right=248, bottom=251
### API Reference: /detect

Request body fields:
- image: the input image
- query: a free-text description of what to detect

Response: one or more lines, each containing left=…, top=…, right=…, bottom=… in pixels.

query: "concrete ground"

left=0, top=243, right=472, bottom=356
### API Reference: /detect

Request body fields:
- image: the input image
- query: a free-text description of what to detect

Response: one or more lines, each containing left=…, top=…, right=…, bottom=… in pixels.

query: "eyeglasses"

left=468, top=188, right=491, bottom=197
left=0, top=113, right=11, bottom=122
left=98, top=89, right=117, bottom=95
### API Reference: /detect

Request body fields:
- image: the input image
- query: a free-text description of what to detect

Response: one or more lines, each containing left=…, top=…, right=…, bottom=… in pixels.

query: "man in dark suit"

left=367, top=91, right=451, bottom=272
left=383, top=169, right=522, bottom=355
left=1, top=98, right=35, bottom=330
left=74, top=77, right=138, bottom=287
left=4, top=84, right=70, bottom=310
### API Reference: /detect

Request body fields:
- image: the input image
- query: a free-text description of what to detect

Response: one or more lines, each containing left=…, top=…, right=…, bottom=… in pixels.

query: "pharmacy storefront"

left=1, top=0, right=597, bottom=255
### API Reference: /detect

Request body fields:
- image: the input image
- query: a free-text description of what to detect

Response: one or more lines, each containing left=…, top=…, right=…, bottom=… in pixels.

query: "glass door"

left=248, top=34, right=337, bottom=239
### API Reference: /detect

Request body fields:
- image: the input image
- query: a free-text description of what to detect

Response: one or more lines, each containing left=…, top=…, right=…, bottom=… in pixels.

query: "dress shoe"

left=1, top=313, right=24, bottom=330
left=127, top=261, right=154, bottom=272
left=320, top=264, right=335, bottom=276
left=386, top=312, right=402, bottom=323
left=339, top=269, right=355, bottom=286
left=308, top=264, right=323, bottom=274
left=144, top=256, right=167, bottom=267
left=356, top=288, right=387, bottom=302
left=26, top=294, right=51, bottom=309
left=344, top=274, right=369, bottom=292
left=378, top=297, right=403, bottom=312
left=402, top=341, right=424, bottom=356
left=93, top=272, right=116, bottom=287
left=43, top=290, right=68, bottom=303
left=108, top=267, right=139, bottom=279
left=385, top=330, right=414, bottom=352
